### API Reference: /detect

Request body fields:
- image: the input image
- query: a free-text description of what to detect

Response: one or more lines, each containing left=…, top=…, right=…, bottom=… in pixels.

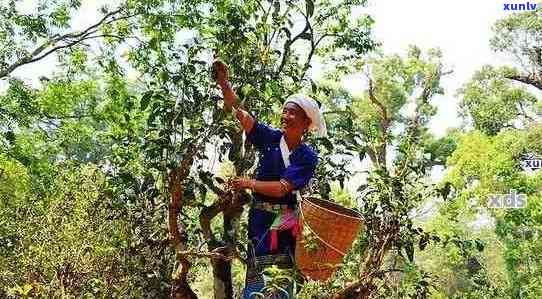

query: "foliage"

left=490, top=5, right=542, bottom=90
left=1, top=0, right=541, bottom=298
left=437, top=128, right=542, bottom=298
left=458, top=65, right=539, bottom=135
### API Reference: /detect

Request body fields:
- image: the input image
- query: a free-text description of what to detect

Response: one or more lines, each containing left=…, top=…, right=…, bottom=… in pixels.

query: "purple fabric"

left=246, top=121, right=318, bottom=204
left=243, top=121, right=315, bottom=299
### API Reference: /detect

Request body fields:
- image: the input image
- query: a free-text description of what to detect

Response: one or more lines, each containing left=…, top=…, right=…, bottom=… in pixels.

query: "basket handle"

left=281, top=136, right=349, bottom=256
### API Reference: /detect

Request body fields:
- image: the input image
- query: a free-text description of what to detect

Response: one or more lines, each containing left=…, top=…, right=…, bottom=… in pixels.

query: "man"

left=212, top=60, right=326, bottom=298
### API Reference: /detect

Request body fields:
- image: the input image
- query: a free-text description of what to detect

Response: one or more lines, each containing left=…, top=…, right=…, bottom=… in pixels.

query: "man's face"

left=281, top=102, right=311, bottom=133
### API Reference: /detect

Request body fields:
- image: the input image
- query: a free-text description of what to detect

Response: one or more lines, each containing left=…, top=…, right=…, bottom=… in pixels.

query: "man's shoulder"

left=249, top=121, right=283, bottom=143
left=259, top=122, right=283, bottom=137
left=294, top=143, right=318, bottom=163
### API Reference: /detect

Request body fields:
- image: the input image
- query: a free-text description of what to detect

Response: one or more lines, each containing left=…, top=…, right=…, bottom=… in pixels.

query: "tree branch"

left=0, top=8, right=132, bottom=79
left=275, top=5, right=312, bottom=77
left=199, top=191, right=249, bottom=242
left=506, top=73, right=542, bottom=91
left=367, top=78, right=390, bottom=167
left=367, top=79, right=389, bottom=124
left=396, top=68, right=450, bottom=177
left=179, top=248, right=233, bottom=261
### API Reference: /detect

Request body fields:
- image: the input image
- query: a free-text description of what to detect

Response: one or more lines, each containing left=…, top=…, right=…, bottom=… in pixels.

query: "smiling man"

left=213, top=60, right=326, bottom=298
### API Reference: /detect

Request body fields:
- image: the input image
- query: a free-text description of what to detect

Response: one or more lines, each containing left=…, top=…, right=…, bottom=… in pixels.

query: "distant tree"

left=490, top=5, right=542, bottom=91
left=458, top=65, right=539, bottom=136
left=301, top=46, right=453, bottom=298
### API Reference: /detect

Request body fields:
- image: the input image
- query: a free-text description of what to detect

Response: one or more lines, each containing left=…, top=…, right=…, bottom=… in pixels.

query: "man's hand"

left=212, top=58, right=254, bottom=132
left=212, top=60, right=229, bottom=88
left=229, top=177, right=255, bottom=191
left=228, top=177, right=295, bottom=198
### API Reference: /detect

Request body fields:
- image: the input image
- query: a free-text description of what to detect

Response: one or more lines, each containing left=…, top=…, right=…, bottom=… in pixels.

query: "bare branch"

left=0, top=8, right=133, bottom=79
left=275, top=5, right=312, bottom=77
left=315, top=33, right=335, bottom=48
left=506, top=73, right=542, bottom=91
left=179, top=248, right=233, bottom=261
left=367, top=78, right=390, bottom=166
left=396, top=68, right=450, bottom=177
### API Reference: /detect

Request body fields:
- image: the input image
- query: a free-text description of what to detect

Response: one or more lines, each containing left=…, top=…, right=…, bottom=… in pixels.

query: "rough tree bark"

left=199, top=189, right=249, bottom=299
left=169, top=155, right=198, bottom=299
left=505, top=74, right=542, bottom=91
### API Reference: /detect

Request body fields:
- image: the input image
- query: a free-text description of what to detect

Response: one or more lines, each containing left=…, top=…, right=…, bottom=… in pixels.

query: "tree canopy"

left=0, top=1, right=540, bottom=299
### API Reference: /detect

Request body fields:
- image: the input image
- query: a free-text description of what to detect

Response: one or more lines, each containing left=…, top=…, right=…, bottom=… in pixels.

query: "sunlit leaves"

left=0, top=153, right=30, bottom=201
left=334, top=15, right=377, bottom=55
left=458, top=65, right=538, bottom=135
left=490, top=6, right=542, bottom=67
left=0, top=79, right=39, bottom=128
left=0, top=0, right=379, bottom=296
left=38, top=79, right=98, bottom=117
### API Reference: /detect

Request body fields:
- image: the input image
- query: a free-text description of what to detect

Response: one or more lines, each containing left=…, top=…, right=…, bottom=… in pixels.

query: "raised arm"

left=212, top=60, right=255, bottom=133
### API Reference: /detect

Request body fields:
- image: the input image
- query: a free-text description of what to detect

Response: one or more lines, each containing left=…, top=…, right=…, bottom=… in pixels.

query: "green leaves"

left=0, top=0, right=375, bottom=297
left=405, top=241, right=414, bottom=262
left=140, top=91, right=153, bottom=110
left=0, top=154, right=30, bottom=201
left=490, top=6, right=542, bottom=91
left=458, top=65, right=538, bottom=136
left=333, top=15, right=378, bottom=55
left=306, top=0, right=314, bottom=17
left=50, top=4, right=71, bottom=27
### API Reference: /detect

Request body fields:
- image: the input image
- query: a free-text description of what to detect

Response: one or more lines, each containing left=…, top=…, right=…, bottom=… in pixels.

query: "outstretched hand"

left=234, top=108, right=252, bottom=130
left=211, top=57, right=254, bottom=132
left=212, top=59, right=229, bottom=87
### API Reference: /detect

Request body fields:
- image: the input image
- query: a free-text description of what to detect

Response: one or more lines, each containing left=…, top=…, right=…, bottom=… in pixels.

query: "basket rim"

left=302, top=196, right=364, bottom=222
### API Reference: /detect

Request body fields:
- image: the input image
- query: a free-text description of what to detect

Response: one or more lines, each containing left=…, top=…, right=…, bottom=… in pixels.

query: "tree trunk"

left=168, top=158, right=198, bottom=299
left=334, top=233, right=394, bottom=299
left=205, top=129, right=251, bottom=299
left=506, top=73, right=542, bottom=91
left=210, top=198, right=244, bottom=299
left=210, top=244, right=233, bottom=299
left=171, top=270, right=198, bottom=299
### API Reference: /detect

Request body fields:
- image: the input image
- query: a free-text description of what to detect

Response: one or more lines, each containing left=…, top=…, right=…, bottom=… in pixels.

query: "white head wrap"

left=284, top=94, right=327, bottom=137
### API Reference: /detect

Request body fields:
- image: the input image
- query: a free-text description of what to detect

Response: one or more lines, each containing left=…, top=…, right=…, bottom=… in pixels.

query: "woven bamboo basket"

left=295, top=197, right=364, bottom=281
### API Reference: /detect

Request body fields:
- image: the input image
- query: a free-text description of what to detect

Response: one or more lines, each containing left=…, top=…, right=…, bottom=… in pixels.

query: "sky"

left=351, top=0, right=511, bottom=137
left=1, top=0, right=111, bottom=90
left=347, top=0, right=513, bottom=224
left=341, top=0, right=510, bottom=186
